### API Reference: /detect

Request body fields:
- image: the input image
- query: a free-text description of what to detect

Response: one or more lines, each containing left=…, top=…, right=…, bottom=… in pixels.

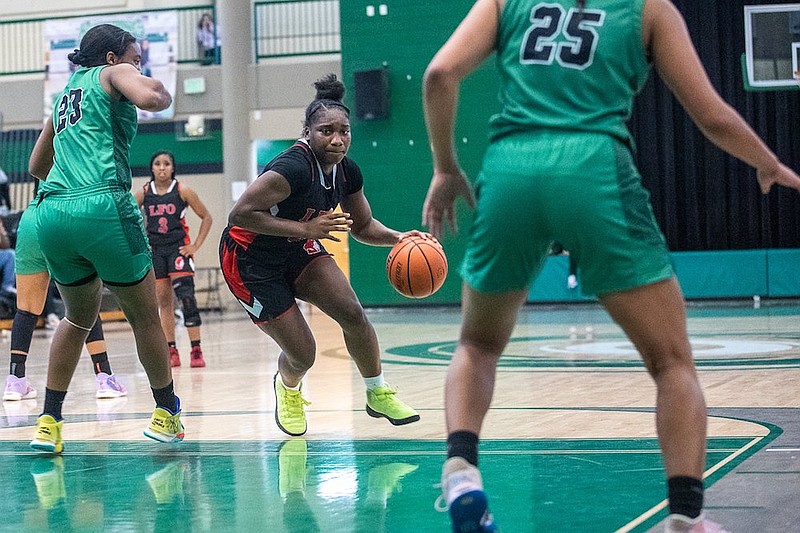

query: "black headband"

left=307, top=99, right=350, bottom=122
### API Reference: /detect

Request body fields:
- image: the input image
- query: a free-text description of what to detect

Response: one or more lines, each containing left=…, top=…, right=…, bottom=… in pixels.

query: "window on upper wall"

left=744, top=4, right=800, bottom=90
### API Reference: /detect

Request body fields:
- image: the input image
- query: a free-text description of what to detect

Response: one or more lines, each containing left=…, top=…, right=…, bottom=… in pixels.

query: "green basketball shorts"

left=35, top=187, right=152, bottom=286
left=461, top=131, right=673, bottom=296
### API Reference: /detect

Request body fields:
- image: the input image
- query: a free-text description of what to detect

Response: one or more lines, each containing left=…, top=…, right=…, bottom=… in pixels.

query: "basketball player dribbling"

left=219, top=74, right=432, bottom=437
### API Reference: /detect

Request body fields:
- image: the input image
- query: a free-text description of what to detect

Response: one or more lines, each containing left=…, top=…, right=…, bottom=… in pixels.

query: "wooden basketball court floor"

left=1, top=300, right=798, bottom=532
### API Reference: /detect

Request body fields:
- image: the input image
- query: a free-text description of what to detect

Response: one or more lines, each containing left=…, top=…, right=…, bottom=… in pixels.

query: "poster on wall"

left=43, top=11, right=178, bottom=121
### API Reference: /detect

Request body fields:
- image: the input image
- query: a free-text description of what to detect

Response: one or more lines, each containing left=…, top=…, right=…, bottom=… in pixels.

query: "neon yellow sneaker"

left=144, top=397, right=185, bottom=443
left=30, top=456, right=66, bottom=509
left=274, top=373, right=311, bottom=436
left=30, top=414, right=64, bottom=454
left=366, top=384, right=420, bottom=425
left=278, top=438, right=308, bottom=497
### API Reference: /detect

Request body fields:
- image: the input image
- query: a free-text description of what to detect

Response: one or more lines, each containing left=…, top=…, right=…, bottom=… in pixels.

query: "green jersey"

left=489, top=0, right=650, bottom=144
left=45, top=65, right=138, bottom=193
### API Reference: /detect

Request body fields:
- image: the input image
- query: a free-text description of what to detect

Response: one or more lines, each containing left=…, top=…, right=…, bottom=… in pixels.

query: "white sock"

left=363, top=372, right=385, bottom=390
left=278, top=373, right=301, bottom=391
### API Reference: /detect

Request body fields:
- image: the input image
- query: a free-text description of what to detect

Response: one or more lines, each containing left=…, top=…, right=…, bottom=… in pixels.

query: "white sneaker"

left=4, top=375, right=37, bottom=401
left=95, top=373, right=127, bottom=399
left=441, top=457, right=484, bottom=507
left=438, top=457, right=496, bottom=532
left=665, top=514, right=731, bottom=533
left=45, top=313, right=61, bottom=330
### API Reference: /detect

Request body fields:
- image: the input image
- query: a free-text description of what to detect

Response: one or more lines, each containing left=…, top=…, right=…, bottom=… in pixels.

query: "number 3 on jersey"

left=520, top=3, right=605, bottom=70
left=55, top=88, right=84, bottom=134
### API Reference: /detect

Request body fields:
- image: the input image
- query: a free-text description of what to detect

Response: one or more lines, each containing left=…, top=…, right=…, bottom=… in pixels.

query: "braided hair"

left=303, top=74, right=350, bottom=128
left=67, top=24, right=136, bottom=68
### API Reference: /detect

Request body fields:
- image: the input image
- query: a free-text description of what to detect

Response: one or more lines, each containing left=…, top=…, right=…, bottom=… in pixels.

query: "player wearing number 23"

left=28, top=24, right=183, bottom=453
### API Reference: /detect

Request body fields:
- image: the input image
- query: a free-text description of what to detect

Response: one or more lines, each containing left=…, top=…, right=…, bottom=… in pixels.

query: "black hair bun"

left=67, top=49, right=83, bottom=65
left=313, top=73, right=345, bottom=102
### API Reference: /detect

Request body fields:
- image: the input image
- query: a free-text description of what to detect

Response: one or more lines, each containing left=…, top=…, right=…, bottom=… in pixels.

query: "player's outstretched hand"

left=422, top=169, right=475, bottom=239
left=757, top=162, right=800, bottom=194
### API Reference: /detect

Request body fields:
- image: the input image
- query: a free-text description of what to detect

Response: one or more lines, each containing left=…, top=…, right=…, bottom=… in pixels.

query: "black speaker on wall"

left=354, top=69, right=390, bottom=120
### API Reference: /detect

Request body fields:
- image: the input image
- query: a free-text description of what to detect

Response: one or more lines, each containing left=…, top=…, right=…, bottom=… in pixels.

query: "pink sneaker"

left=190, top=346, right=206, bottom=368
left=169, top=346, right=181, bottom=367
left=665, top=514, right=731, bottom=533
left=3, top=375, right=37, bottom=401
left=95, top=373, right=127, bottom=399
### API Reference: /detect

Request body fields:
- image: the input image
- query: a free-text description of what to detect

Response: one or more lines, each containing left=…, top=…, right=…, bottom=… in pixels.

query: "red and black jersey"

left=227, top=140, right=364, bottom=252
left=142, top=179, right=190, bottom=247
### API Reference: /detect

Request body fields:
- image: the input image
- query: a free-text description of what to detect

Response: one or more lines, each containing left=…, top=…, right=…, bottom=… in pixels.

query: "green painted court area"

left=0, top=432, right=778, bottom=533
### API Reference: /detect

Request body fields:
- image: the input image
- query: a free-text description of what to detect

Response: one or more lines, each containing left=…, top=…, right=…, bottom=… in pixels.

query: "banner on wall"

left=43, top=11, right=178, bottom=121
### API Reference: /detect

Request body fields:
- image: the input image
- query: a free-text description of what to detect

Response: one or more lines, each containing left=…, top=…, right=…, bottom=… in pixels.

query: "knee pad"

left=173, top=276, right=202, bottom=327
left=10, top=309, right=38, bottom=353
left=172, top=276, right=195, bottom=300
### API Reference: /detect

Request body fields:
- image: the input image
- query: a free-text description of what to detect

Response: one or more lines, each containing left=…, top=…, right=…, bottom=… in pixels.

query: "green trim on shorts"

left=14, top=206, right=49, bottom=276
left=591, top=141, right=673, bottom=295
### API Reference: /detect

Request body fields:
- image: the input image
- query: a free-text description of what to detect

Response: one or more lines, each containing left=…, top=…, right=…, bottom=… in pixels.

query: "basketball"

left=386, top=236, right=448, bottom=298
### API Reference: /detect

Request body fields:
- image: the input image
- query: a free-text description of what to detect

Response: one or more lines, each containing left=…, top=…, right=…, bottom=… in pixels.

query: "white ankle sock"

left=278, top=373, right=301, bottom=391
left=363, top=373, right=385, bottom=390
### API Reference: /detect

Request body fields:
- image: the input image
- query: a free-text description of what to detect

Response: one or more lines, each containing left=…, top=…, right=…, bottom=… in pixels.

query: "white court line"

left=615, top=435, right=768, bottom=533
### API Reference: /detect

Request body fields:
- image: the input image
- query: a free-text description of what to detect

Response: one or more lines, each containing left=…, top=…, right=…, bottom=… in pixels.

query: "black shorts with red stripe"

left=152, top=243, right=195, bottom=280
left=219, top=226, right=330, bottom=323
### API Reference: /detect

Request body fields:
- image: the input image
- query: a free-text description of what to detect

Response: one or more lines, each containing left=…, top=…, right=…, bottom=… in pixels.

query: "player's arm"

left=102, top=63, right=172, bottom=112
left=646, top=0, right=800, bottom=193
left=179, top=185, right=213, bottom=255
left=132, top=186, right=145, bottom=206
left=29, top=116, right=55, bottom=180
left=228, top=170, right=351, bottom=241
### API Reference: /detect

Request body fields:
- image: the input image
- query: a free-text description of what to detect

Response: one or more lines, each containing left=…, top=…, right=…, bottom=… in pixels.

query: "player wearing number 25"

left=421, top=0, right=800, bottom=531
left=28, top=24, right=184, bottom=453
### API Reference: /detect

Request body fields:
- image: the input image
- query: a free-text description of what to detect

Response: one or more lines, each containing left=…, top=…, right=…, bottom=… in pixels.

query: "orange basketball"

left=386, top=236, right=448, bottom=298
